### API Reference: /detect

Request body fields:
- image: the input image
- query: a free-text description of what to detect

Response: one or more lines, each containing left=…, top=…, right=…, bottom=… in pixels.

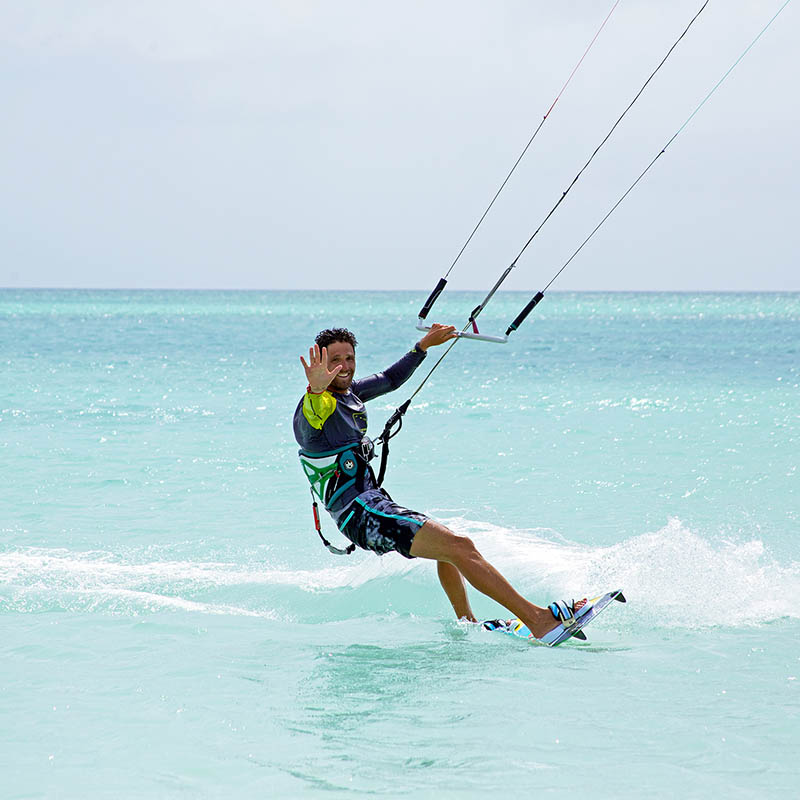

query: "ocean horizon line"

left=2, top=287, right=798, bottom=295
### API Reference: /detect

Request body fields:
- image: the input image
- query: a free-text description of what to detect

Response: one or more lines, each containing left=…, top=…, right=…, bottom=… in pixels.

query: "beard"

left=330, top=372, right=353, bottom=392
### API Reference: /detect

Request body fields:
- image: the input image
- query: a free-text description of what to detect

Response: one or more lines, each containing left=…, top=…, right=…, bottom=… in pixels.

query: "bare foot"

left=525, top=598, right=587, bottom=639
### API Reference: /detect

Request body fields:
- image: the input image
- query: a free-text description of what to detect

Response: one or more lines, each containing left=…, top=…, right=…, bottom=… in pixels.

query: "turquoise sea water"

left=2, top=289, right=798, bottom=798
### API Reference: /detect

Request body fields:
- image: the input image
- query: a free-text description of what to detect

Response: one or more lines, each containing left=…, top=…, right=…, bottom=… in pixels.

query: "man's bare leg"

left=437, top=561, right=477, bottom=622
left=410, top=519, right=574, bottom=639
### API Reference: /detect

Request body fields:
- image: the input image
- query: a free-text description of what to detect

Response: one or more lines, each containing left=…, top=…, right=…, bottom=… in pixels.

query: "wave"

left=1, top=518, right=797, bottom=628
left=452, top=516, right=800, bottom=629
left=0, top=546, right=416, bottom=619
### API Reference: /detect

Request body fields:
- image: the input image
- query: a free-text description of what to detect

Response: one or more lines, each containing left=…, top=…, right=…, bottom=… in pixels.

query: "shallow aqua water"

left=2, top=290, right=798, bottom=798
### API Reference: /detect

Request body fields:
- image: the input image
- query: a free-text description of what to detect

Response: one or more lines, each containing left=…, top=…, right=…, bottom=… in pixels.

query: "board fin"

left=614, top=592, right=626, bottom=603
left=571, top=630, right=587, bottom=641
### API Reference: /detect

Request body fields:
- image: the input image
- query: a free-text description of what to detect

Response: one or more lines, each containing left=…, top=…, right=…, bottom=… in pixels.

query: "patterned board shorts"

left=338, top=489, right=429, bottom=559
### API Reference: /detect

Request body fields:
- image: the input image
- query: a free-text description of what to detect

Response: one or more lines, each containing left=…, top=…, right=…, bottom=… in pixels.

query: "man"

left=294, top=325, right=584, bottom=640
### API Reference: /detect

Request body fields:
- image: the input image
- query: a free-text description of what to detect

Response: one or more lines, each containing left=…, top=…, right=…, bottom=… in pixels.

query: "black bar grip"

left=506, top=291, right=544, bottom=336
left=418, top=278, right=448, bottom=320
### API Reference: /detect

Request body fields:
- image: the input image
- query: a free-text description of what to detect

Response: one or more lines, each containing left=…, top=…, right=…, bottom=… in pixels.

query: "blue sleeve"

left=352, top=343, right=427, bottom=402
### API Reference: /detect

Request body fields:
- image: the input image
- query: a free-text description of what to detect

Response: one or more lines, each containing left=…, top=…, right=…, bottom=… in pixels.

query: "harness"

left=298, top=438, right=375, bottom=555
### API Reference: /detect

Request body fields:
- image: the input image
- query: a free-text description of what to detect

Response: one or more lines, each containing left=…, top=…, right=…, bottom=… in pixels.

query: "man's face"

left=326, top=340, right=356, bottom=392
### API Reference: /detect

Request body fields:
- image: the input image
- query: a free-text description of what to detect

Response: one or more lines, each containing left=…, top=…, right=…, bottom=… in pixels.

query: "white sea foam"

left=0, top=546, right=417, bottom=616
left=445, top=516, right=800, bottom=628
left=2, top=518, right=796, bottom=627
left=0, top=547, right=416, bottom=591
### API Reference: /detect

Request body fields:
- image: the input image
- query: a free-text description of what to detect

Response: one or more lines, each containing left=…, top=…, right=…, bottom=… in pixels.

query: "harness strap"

left=310, top=488, right=355, bottom=556
left=300, top=444, right=373, bottom=555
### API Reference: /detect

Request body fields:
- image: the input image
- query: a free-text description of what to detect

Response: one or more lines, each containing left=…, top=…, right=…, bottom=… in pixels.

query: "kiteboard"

left=481, top=589, right=625, bottom=646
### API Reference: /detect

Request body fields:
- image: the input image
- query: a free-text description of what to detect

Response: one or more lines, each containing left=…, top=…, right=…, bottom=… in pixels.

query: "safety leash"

left=310, top=488, right=355, bottom=555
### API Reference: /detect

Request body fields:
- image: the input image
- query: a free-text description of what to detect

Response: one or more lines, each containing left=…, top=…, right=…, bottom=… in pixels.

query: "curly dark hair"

left=315, top=328, right=358, bottom=350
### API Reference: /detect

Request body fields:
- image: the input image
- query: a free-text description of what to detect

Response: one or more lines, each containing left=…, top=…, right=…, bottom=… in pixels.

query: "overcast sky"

left=2, top=1, right=797, bottom=291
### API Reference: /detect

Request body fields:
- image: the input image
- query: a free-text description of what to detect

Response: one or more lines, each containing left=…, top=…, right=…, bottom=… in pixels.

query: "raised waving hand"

left=300, top=344, right=342, bottom=394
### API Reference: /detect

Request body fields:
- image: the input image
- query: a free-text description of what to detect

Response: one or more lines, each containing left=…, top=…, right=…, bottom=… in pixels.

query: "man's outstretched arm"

left=354, top=323, right=456, bottom=402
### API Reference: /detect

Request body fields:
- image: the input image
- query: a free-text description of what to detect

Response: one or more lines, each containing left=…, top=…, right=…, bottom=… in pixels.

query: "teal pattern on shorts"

left=340, top=489, right=428, bottom=559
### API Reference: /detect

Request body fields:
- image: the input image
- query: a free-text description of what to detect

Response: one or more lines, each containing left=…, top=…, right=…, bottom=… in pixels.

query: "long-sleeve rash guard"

left=293, top=343, right=427, bottom=522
